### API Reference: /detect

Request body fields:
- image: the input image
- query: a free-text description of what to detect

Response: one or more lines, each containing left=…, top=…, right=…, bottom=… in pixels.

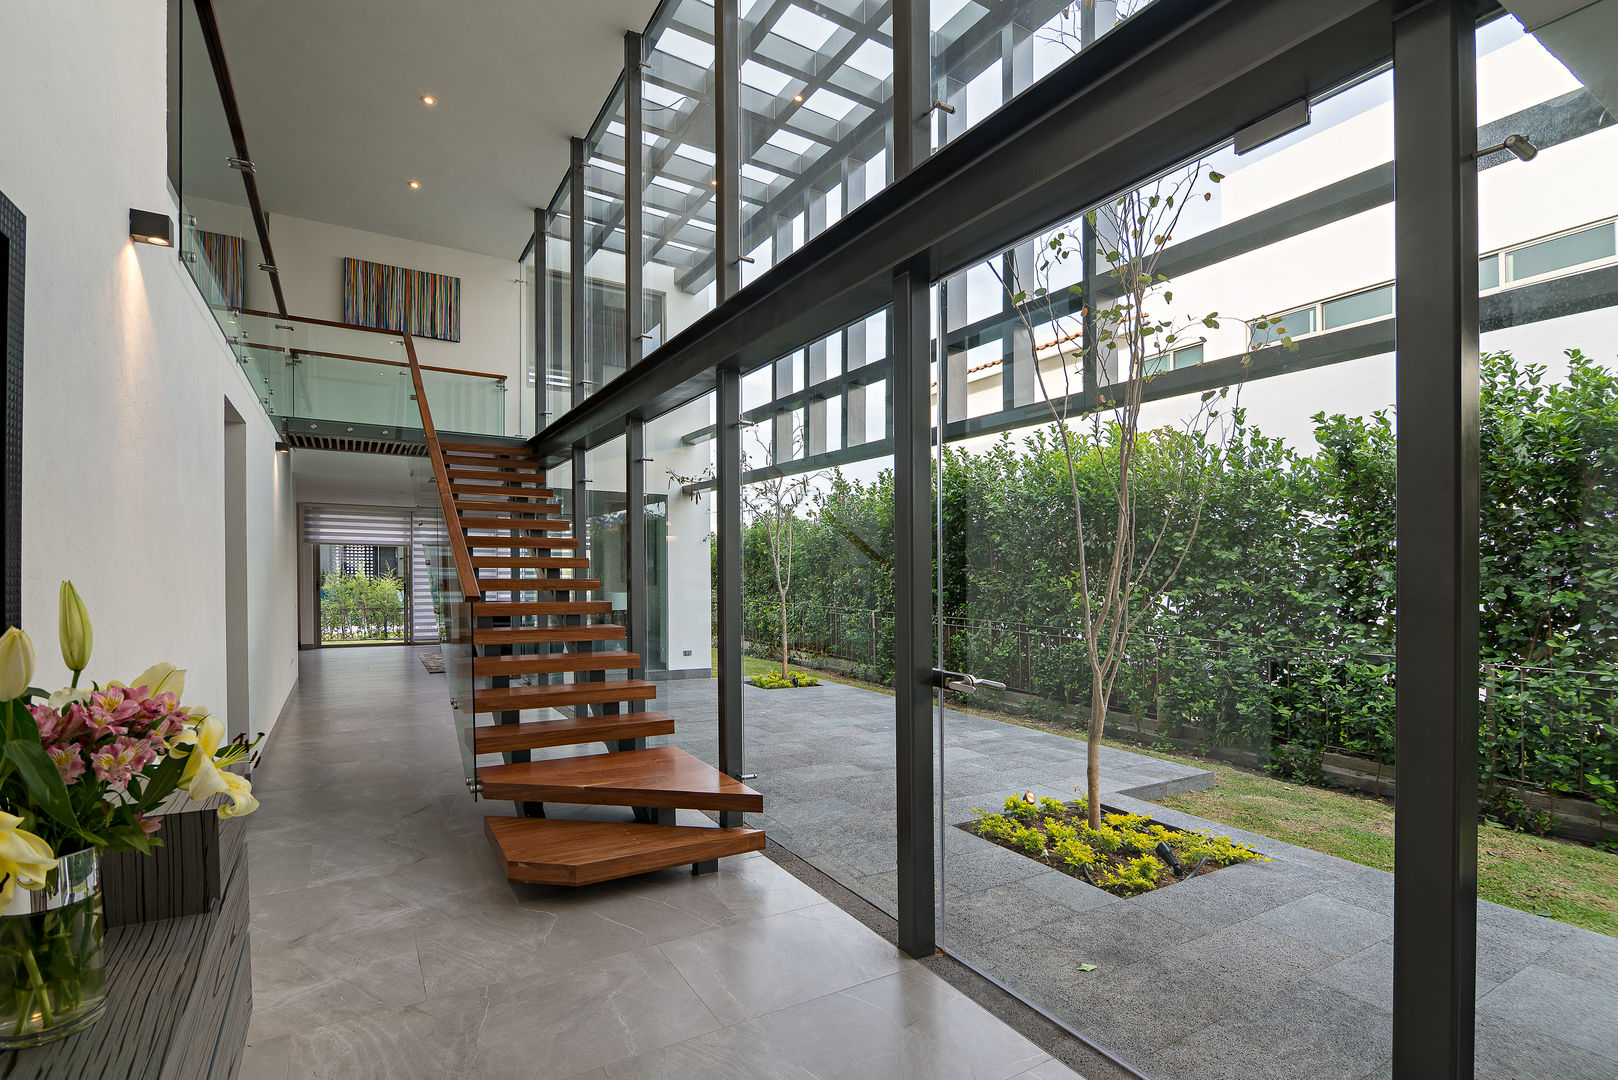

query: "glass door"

left=315, top=543, right=412, bottom=645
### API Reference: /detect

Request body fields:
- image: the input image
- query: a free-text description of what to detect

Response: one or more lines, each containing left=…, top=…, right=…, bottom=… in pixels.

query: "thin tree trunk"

left=780, top=597, right=789, bottom=678
left=1088, top=679, right=1106, bottom=828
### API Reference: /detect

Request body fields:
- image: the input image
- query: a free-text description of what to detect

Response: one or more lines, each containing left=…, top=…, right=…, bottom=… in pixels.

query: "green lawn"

left=722, top=650, right=1618, bottom=937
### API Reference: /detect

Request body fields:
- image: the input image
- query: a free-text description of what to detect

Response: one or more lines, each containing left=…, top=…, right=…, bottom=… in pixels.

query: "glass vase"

left=0, top=847, right=107, bottom=1047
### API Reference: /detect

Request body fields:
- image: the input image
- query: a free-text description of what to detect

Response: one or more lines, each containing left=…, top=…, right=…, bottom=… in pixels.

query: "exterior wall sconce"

left=129, top=209, right=172, bottom=247
left=274, top=441, right=290, bottom=454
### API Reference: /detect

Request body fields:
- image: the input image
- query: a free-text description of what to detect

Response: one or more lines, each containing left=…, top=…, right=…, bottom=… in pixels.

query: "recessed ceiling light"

left=409, top=180, right=421, bottom=189
left=421, top=95, right=436, bottom=106
left=793, top=94, right=803, bottom=102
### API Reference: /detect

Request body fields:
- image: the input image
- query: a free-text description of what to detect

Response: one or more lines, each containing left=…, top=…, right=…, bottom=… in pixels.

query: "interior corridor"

left=239, top=647, right=1083, bottom=1080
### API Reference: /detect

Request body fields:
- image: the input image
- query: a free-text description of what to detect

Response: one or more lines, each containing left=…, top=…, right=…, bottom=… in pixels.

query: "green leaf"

left=134, top=751, right=187, bottom=814
left=4, top=740, right=79, bottom=833
left=1076, top=962, right=1098, bottom=972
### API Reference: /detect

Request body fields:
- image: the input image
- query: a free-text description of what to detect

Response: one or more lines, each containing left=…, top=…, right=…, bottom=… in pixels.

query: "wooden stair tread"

left=459, top=516, right=569, bottom=531
left=438, top=440, right=533, bottom=456
left=446, top=468, right=548, bottom=483
left=471, top=554, right=589, bottom=567
left=471, top=624, right=624, bottom=644
left=473, top=600, right=609, bottom=617
left=478, top=746, right=762, bottom=811
left=466, top=538, right=581, bottom=551
left=469, top=578, right=601, bottom=593
left=473, top=679, right=654, bottom=713
left=473, top=650, right=639, bottom=677
left=484, top=817, right=764, bottom=887
left=453, top=487, right=559, bottom=500
left=473, top=711, right=672, bottom=753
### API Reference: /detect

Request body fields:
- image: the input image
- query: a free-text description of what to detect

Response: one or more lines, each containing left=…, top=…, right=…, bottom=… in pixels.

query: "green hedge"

left=735, top=350, right=1618, bottom=815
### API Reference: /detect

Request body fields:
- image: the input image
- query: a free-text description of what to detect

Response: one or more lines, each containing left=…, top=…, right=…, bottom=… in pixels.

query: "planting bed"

left=960, top=794, right=1267, bottom=896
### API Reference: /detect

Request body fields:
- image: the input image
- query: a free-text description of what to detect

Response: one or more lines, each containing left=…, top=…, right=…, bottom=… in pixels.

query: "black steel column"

left=716, top=367, right=744, bottom=827
left=893, top=256, right=935, bottom=958
left=626, top=421, right=649, bottom=682
left=534, top=207, right=547, bottom=434
left=624, top=32, right=645, bottom=368
left=893, top=0, right=930, bottom=177
left=571, top=445, right=593, bottom=722
left=715, top=0, right=741, bottom=303
left=569, top=138, right=587, bottom=409
left=1392, top=3, right=1478, bottom=1078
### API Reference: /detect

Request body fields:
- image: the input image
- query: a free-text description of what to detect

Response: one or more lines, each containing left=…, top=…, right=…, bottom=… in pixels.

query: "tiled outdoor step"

left=477, top=746, right=762, bottom=812
left=472, top=679, right=656, bottom=714
left=472, top=710, right=671, bottom=753
left=484, top=817, right=764, bottom=887
left=472, top=624, right=624, bottom=645
left=473, top=649, right=639, bottom=678
left=472, top=599, right=610, bottom=618
left=438, top=440, right=533, bottom=457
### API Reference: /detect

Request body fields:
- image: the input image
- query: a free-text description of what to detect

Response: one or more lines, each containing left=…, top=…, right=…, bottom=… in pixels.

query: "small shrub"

left=1009, top=824, right=1047, bottom=856
left=1003, top=794, right=1041, bottom=822
left=1481, top=787, right=1554, bottom=837
left=1095, top=854, right=1163, bottom=896
left=1052, top=837, right=1097, bottom=870
left=750, top=670, right=821, bottom=689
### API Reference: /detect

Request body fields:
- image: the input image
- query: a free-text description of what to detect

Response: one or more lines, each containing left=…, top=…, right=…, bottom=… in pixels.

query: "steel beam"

left=625, top=32, right=646, bottom=369
left=533, top=206, right=547, bottom=434
left=569, top=138, right=587, bottom=409
left=715, top=0, right=741, bottom=304
left=626, top=420, right=649, bottom=683
left=1391, top=2, right=1479, bottom=1077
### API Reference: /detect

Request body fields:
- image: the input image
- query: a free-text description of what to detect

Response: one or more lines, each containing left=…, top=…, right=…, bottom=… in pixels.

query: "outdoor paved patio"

left=664, top=677, right=1618, bottom=1080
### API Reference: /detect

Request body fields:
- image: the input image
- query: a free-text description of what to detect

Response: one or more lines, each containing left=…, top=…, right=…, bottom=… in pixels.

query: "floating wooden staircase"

left=424, top=436, right=764, bottom=887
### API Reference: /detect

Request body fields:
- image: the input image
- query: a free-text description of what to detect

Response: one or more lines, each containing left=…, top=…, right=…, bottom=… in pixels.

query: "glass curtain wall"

left=583, top=91, right=631, bottom=404
left=1473, top=11, right=1618, bottom=1074
left=933, top=74, right=1401, bottom=1077
left=738, top=0, right=896, bottom=287
left=645, top=395, right=715, bottom=678
left=545, top=185, right=574, bottom=425
left=642, top=0, right=720, bottom=351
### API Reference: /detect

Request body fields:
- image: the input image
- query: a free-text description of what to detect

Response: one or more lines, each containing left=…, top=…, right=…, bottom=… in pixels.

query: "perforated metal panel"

left=0, top=189, right=25, bottom=630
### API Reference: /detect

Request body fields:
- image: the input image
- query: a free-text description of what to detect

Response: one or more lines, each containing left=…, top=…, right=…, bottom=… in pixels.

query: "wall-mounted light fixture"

left=275, top=441, right=290, bottom=454
left=129, top=209, right=172, bottom=247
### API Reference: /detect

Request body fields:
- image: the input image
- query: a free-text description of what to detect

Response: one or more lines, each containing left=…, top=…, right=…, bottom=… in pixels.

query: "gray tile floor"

left=239, top=647, right=1082, bottom=1080
left=662, top=678, right=1618, bottom=1080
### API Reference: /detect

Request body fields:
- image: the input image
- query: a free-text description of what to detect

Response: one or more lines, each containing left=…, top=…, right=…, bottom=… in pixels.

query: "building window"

left=1322, top=284, right=1395, bottom=330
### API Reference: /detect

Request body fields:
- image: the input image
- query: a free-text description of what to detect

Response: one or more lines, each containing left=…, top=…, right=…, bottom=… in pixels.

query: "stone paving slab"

left=663, top=677, right=1616, bottom=1080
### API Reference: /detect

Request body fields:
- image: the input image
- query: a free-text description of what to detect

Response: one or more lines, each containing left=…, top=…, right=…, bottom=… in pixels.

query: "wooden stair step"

left=453, top=486, right=559, bottom=500
left=473, top=649, right=639, bottom=677
left=443, top=454, right=539, bottom=471
left=478, top=746, right=762, bottom=811
left=472, top=624, right=624, bottom=644
left=484, top=817, right=764, bottom=887
left=473, top=600, right=611, bottom=617
left=473, top=711, right=672, bottom=753
left=473, top=679, right=655, bottom=713
left=438, top=440, right=533, bottom=457
left=459, top=516, right=570, bottom=531
left=465, top=539, right=580, bottom=552
left=469, top=578, right=601, bottom=593
left=446, top=468, right=548, bottom=484
left=471, top=555, right=589, bottom=568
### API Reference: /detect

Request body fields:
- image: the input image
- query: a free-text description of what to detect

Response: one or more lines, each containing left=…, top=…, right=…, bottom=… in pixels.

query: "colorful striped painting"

left=198, top=230, right=245, bottom=309
left=341, top=258, right=462, bottom=342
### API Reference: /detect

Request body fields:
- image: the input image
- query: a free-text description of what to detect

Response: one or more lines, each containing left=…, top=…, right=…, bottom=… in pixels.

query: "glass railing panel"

left=418, top=367, right=506, bottom=436
left=544, top=187, right=574, bottom=424
left=178, top=0, right=255, bottom=334
left=412, top=454, right=475, bottom=782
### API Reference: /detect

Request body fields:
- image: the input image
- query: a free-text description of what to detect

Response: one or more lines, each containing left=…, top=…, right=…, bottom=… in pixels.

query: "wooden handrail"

left=404, top=333, right=483, bottom=601
left=239, top=339, right=506, bottom=383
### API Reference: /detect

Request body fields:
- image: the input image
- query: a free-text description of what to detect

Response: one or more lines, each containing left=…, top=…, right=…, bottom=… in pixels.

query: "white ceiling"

left=212, top=0, right=661, bottom=259
left=292, top=449, right=421, bottom=507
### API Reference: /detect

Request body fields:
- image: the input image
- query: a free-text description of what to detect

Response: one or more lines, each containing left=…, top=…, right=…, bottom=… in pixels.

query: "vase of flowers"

left=0, top=582, right=259, bottom=1047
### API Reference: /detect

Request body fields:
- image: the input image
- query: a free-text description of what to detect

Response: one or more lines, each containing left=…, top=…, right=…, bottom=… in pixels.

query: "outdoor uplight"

left=129, top=208, right=172, bottom=247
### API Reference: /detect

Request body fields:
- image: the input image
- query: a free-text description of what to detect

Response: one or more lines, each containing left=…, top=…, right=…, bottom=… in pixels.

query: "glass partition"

left=177, top=0, right=275, bottom=333
left=642, top=0, right=719, bottom=351
left=545, top=186, right=574, bottom=424
left=412, top=460, right=474, bottom=782
left=738, top=0, right=895, bottom=285
left=934, top=71, right=1401, bottom=1076
left=646, top=394, right=715, bottom=678
left=583, top=90, right=631, bottom=402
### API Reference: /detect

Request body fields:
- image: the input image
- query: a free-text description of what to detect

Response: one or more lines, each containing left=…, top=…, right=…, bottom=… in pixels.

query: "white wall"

left=267, top=214, right=526, bottom=435
left=0, top=0, right=299, bottom=744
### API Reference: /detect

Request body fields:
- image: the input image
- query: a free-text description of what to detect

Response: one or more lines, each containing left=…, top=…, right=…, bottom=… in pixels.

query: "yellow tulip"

left=0, top=811, right=57, bottom=907
left=58, top=580, right=93, bottom=675
left=129, top=662, right=185, bottom=700
left=0, top=628, right=34, bottom=702
left=219, top=771, right=259, bottom=819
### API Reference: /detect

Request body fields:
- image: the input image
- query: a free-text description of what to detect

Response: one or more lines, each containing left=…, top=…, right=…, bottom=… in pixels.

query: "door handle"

left=931, top=669, right=1008, bottom=693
